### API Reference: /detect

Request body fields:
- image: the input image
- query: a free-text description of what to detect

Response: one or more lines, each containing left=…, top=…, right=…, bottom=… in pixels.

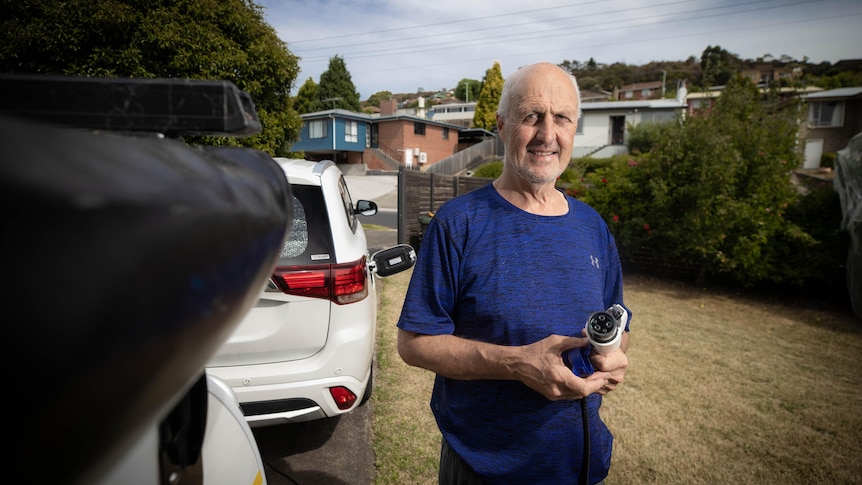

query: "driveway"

left=253, top=404, right=375, bottom=485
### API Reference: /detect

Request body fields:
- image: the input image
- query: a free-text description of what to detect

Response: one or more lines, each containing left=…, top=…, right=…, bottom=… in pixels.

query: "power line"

left=284, top=0, right=608, bottom=44
left=341, top=10, right=860, bottom=77
left=296, top=0, right=822, bottom=63
left=292, top=0, right=697, bottom=54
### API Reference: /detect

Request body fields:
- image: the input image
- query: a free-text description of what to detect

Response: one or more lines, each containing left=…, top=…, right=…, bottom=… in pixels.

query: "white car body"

left=207, top=159, right=413, bottom=426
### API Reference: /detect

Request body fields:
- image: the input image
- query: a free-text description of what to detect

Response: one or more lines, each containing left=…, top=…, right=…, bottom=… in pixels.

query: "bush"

left=578, top=76, right=841, bottom=288
left=626, top=121, right=677, bottom=155
left=472, top=160, right=503, bottom=178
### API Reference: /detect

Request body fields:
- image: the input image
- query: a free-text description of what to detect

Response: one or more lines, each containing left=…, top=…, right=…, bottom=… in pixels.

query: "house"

left=290, top=99, right=463, bottom=172
left=685, top=90, right=721, bottom=117
left=581, top=89, right=612, bottom=103
left=613, top=81, right=664, bottom=101
left=684, top=85, right=823, bottom=118
left=573, top=95, right=687, bottom=158
left=429, top=100, right=476, bottom=128
left=372, top=99, right=462, bottom=169
left=801, top=86, right=862, bottom=168
left=739, top=61, right=801, bottom=85
left=291, top=108, right=373, bottom=167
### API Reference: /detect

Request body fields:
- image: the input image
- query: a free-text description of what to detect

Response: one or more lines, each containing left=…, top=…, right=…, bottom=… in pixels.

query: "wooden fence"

left=397, top=167, right=492, bottom=249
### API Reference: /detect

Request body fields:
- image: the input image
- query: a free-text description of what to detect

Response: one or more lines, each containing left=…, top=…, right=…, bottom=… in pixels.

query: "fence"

left=423, top=138, right=497, bottom=174
left=397, top=167, right=492, bottom=249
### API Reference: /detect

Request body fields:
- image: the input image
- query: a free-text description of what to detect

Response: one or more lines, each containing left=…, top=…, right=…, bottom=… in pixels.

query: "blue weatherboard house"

left=291, top=109, right=374, bottom=166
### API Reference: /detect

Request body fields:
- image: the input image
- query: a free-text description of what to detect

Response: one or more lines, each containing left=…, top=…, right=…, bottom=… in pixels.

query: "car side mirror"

left=369, top=244, right=416, bottom=277
left=356, top=199, right=377, bottom=216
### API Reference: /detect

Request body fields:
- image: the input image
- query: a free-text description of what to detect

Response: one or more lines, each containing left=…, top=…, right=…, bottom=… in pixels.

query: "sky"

left=257, top=0, right=862, bottom=100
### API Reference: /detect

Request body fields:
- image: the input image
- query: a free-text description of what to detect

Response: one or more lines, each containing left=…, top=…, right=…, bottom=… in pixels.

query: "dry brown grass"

left=372, top=268, right=862, bottom=485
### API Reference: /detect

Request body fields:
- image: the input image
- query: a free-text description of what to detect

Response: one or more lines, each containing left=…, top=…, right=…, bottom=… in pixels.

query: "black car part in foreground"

left=0, top=75, right=293, bottom=485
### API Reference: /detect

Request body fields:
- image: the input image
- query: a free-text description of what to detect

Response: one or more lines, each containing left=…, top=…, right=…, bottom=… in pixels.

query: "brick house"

left=613, top=81, right=664, bottom=101
left=371, top=99, right=461, bottom=170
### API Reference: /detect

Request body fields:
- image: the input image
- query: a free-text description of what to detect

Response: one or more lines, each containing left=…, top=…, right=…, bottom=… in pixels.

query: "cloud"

left=257, top=0, right=862, bottom=99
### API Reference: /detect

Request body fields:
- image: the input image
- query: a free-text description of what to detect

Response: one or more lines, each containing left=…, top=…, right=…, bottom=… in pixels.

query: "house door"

left=804, top=139, right=823, bottom=169
left=610, top=116, right=625, bottom=145
left=370, top=124, right=379, bottom=148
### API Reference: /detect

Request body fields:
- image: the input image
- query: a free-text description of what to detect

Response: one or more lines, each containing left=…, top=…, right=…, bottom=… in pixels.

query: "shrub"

left=626, top=121, right=677, bottom=155
left=472, top=160, right=503, bottom=178
left=579, top=75, right=838, bottom=287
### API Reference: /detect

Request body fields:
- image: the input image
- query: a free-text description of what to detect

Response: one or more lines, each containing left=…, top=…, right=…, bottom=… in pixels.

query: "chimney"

left=380, top=99, right=397, bottom=115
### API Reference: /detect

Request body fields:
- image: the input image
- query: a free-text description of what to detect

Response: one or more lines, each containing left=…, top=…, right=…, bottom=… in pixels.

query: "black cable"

left=580, top=396, right=590, bottom=485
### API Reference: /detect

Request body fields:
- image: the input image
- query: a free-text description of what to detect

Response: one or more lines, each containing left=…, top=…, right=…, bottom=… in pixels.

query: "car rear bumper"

left=206, top=319, right=375, bottom=425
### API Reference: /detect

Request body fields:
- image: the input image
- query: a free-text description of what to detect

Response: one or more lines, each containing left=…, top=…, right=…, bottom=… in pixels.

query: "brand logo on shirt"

left=590, top=255, right=600, bottom=268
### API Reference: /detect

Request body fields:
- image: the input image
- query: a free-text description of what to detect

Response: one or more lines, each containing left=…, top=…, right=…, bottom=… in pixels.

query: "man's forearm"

left=397, top=329, right=523, bottom=380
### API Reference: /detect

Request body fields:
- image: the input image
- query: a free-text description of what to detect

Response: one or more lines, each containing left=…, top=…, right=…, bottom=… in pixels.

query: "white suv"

left=206, top=158, right=414, bottom=426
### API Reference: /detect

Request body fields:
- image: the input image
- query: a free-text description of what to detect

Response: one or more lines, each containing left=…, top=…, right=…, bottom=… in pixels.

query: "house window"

left=309, top=120, right=327, bottom=139
left=624, top=91, right=633, bottom=99
left=365, top=123, right=371, bottom=148
left=414, top=122, right=426, bottom=135
left=442, top=127, right=449, bottom=140
left=345, top=120, right=358, bottom=143
left=576, top=114, right=583, bottom=135
left=809, top=101, right=844, bottom=127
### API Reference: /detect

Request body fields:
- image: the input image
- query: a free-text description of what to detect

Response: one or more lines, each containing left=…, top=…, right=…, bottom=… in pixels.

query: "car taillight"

left=269, top=257, right=369, bottom=305
left=329, top=386, right=357, bottom=410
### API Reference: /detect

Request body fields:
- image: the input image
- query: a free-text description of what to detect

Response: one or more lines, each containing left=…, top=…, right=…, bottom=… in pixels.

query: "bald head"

left=497, top=63, right=582, bottom=121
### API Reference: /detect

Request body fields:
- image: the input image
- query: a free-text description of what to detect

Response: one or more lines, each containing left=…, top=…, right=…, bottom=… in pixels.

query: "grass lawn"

left=372, top=268, right=862, bottom=484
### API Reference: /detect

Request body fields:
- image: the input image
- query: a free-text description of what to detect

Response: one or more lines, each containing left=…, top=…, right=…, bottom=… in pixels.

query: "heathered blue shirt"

left=397, top=183, right=631, bottom=485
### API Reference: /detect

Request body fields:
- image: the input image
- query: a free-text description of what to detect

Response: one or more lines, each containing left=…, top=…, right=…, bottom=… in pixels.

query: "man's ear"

left=496, top=113, right=504, bottom=132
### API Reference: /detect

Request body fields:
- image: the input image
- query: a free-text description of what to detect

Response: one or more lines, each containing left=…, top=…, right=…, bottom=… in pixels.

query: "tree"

left=700, top=45, right=741, bottom=87
left=365, top=90, right=393, bottom=108
left=0, top=0, right=302, bottom=156
left=317, top=55, right=361, bottom=111
left=473, top=61, right=504, bottom=131
left=453, top=78, right=481, bottom=102
left=294, top=77, right=320, bottom=114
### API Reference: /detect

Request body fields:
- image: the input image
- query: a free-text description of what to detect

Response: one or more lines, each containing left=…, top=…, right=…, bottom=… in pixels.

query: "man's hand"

left=511, top=334, right=610, bottom=401
left=588, top=334, right=629, bottom=395
left=397, top=330, right=614, bottom=400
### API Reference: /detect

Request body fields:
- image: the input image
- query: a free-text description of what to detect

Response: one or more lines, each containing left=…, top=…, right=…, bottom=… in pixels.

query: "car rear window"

left=278, top=184, right=335, bottom=265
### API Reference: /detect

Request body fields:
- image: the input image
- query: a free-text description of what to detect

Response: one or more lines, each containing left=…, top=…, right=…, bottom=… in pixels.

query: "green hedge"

left=572, top=76, right=847, bottom=289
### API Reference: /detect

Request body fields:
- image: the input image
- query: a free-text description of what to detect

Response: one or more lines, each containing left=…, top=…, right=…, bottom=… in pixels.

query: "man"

left=397, top=62, right=631, bottom=485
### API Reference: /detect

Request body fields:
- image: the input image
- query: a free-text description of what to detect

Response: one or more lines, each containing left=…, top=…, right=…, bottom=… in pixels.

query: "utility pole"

left=661, top=70, right=667, bottom=98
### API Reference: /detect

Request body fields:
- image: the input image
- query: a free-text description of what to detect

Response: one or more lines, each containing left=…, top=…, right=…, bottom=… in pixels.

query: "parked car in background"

left=207, top=158, right=415, bottom=426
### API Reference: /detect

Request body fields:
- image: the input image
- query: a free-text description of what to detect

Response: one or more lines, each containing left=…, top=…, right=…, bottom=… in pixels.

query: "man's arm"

left=397, top=329, right=610, bottom=401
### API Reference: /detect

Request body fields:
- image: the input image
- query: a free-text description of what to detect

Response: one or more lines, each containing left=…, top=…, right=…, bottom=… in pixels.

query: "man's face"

left=497, top=66, right=579, bottom=185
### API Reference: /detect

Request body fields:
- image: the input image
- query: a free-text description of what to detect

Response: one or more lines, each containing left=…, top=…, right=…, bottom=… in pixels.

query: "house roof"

left=581, top=99, right=686, bottom=111
left=374, top=112, right=464, bottom=130
left=618, top=81, right=663, bottom=91
left=803, top=87, right=862, bottom=100
left=300, top=108, right=372, bottom=122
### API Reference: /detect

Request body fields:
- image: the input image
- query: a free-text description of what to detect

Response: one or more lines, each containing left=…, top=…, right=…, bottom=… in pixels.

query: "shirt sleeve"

left=397, top=214, right=459, bottom=336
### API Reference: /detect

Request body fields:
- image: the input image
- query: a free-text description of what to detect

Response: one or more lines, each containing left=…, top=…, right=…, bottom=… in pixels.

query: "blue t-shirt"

left=398, top=183, right=630, bottom=485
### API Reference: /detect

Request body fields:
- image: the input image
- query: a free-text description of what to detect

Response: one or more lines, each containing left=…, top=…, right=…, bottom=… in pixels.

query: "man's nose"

left=535, top=116, right=555, bottom=143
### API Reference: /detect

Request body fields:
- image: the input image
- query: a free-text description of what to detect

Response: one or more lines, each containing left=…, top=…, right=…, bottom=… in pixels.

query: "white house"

left=573, top=96, right=687, bottom=158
